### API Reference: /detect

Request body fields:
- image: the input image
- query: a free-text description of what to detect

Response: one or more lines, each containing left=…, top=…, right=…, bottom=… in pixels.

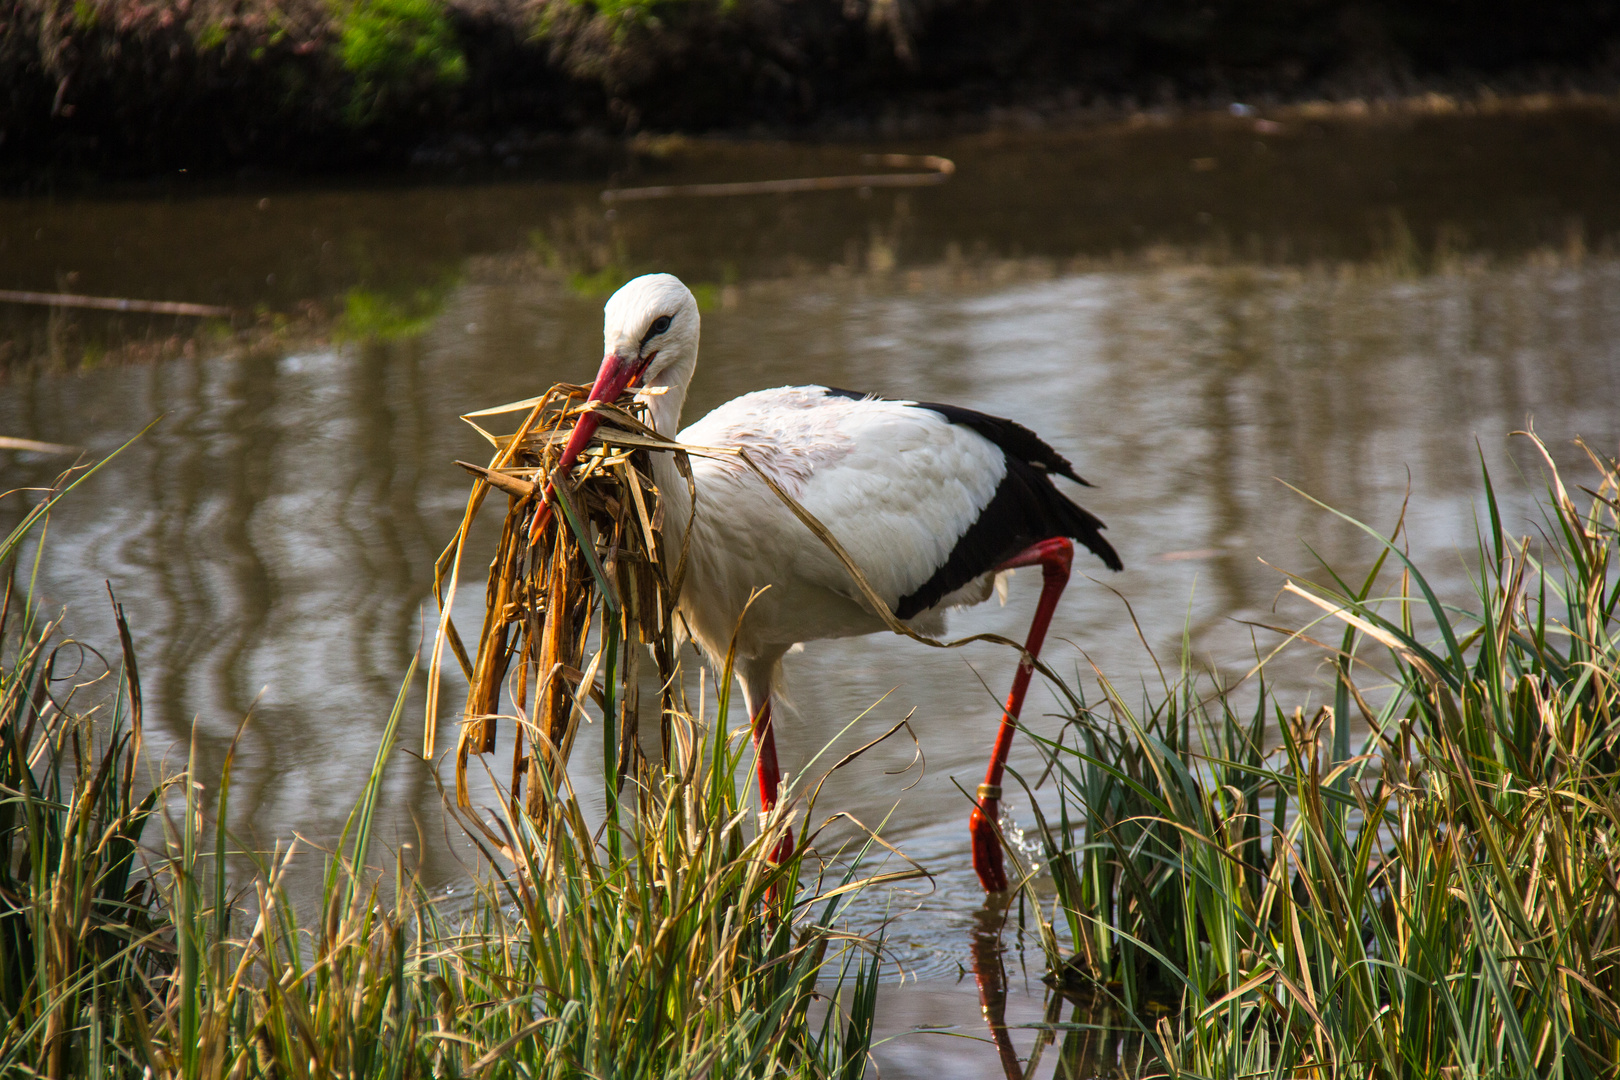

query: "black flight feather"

left=818, top=386, right=1122, bottom=619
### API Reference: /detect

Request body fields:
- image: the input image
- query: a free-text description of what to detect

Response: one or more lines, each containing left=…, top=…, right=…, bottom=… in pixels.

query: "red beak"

left=555, top=350, right=647, bottom=475
left=527, top=350, right=648, bottom=545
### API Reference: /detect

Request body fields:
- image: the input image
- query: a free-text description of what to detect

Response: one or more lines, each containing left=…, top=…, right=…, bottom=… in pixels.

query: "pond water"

left=4, top=103, right=1620, bottom=1076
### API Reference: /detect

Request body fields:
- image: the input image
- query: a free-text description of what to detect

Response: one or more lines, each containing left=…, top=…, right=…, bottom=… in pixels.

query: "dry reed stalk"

left=428, top=384, right=685, bottom=816
left=599, top=153, right=955, bottom=202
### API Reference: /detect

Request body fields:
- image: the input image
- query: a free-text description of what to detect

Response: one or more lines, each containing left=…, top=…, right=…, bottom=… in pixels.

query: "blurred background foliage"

left=336, top=0, right=467, bottom=123
left=2, top=0, right=1618, bottom=178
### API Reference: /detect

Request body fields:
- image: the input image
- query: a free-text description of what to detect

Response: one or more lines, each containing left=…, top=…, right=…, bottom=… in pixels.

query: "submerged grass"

left=0, top=460, right=881, bottom=1077
left=1014, top=433, right=1620, bottom=1077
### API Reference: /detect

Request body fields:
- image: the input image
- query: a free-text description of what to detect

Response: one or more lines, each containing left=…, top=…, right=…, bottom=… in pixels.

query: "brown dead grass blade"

left=428, top=385, right=682, bottom=814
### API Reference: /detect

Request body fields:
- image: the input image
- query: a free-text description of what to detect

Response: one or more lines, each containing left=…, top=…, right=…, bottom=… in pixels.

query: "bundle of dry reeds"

left=424, top=384, right=689, bottom=819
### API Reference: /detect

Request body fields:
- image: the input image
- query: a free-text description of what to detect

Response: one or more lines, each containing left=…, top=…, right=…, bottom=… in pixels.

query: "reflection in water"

left=969, top=903, right=1139, bottom=1078
left=3, top=108, right=1620, bottom=1079
left=5, top=105, right=1620, bottom=368
left=971, top=905, right=1028, bottom=1078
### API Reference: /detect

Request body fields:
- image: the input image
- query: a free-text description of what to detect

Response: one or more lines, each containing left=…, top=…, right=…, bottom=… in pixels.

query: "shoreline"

left=7, top=86, right=1620, bottom=198
left=3, top=0, right=1617, bottom=187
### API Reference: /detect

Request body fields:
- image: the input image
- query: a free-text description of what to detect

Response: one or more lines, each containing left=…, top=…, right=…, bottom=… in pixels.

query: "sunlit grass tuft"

left=1014, top=432, right=1620, bottom=1077
left=0, top=461, right=881, bottom=1078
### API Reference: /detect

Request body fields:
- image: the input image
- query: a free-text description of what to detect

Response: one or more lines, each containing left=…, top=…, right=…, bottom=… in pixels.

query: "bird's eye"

left=649, top=315, right=672, bottom=337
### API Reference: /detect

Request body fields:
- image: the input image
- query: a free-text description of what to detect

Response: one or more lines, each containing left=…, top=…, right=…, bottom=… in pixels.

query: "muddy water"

left=4, top=105, right=1620, bottom=1076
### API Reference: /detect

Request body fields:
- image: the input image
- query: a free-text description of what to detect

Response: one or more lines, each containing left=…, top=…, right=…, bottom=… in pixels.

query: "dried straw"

left=427, top=385, right=688, bottom=817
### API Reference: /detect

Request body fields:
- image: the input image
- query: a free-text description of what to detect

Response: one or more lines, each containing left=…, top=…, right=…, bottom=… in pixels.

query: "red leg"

left=970, top=537, right=1073, bottom=892
left=750, top=698, right=796, bottom=866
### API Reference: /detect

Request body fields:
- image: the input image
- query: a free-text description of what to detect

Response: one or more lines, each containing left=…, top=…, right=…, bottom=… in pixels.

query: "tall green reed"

left=432, top=655, right=887, bottom=1079
left=1016, top=433, right=1620, bottom=1078
left=1, top=439, right=170, bottom=1078
left=0, top=454, right=882, bottom=1078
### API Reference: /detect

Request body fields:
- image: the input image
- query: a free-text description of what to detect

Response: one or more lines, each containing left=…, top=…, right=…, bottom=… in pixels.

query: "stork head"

left=557, top=273, right=699, bottom=473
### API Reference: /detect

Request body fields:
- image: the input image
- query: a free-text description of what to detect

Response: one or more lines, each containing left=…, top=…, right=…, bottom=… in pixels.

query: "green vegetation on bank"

left=1011, top=433, right=1620, bottom=1076
left=334, top=0, right=466, bottom=123
left=4, top=0, right=1619, bottom=176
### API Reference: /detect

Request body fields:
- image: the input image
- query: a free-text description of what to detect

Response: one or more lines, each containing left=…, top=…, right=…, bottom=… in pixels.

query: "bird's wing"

left=679, top=387, right=1007, bottom=613
left=798, top=398, right=1012, bottom=608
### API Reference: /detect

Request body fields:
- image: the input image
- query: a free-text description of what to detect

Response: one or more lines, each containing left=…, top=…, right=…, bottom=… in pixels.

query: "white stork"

left=549, top=274, right=1121, bottom=892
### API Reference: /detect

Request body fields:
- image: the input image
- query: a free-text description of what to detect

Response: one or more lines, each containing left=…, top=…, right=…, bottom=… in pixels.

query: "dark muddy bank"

left=4, top=0, right=1620, bottom=182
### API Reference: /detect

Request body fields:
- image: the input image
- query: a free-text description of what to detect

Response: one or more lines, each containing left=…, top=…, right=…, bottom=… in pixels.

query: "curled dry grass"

left=1015, top=432, right=1620, bottom=1077
left=429, top=382, right=682, bottom=826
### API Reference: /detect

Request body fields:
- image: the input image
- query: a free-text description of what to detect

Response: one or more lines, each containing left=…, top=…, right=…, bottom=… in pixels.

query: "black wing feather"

left=819, top=386, right=1122, bottom=619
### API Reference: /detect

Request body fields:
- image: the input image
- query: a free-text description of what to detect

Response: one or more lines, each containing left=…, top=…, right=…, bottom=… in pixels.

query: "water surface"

left=4, top=104, right=1620, bottom=1076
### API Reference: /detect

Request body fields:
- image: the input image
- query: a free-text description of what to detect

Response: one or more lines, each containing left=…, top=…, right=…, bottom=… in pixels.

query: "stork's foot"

left=970, top=795, right=1008, bottom=893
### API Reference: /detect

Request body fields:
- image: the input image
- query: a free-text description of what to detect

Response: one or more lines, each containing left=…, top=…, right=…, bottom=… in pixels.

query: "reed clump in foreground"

left=0, top=462, right=881, bottom=1077
left=1012, top=432, right=1620, bottom=1077
left=14, top=421, right=1620, bottom=1078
